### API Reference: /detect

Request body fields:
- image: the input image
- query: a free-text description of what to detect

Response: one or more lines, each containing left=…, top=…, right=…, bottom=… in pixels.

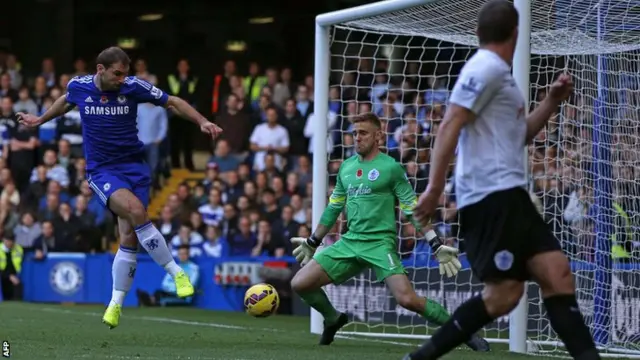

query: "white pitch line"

left=35, top=306, right=416, bottom=350
left=335, top=335, right=415, bottom=347
left=72, top=355, right=250, bottom=360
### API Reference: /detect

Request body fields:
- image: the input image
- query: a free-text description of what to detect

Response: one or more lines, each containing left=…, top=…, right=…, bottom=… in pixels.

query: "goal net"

left=313, top=0, right=640, bottom=357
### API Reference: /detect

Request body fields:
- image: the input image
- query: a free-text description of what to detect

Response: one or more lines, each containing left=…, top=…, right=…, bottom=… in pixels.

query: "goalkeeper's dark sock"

left=409, top=295, right=493, bottom=359
left=299, top=289, right=340, bottom=324
left=420, top=298, right=450, bottom=326
left=544, top=294, right=601, bottom=360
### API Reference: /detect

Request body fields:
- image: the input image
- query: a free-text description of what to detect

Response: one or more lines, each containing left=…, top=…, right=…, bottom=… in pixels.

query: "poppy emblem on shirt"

left=100, top=96, right=108, bottom=104
left=356, top=169, right=363, bottom=178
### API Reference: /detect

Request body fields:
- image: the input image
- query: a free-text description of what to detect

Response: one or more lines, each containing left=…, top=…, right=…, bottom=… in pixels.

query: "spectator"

left=261, top=188, right=280, bottom=224
left=9, top=114, right=38, bottom=192
left=250, top=105, right=289, bottom=171
left=0, top=232, right=23, bottom=300
left=136, top=244, right=199, bottom=306
left=210, top=60, right=237, bottom=114
left=198, top=188, right=224, bottom=227
left=252, top=220, right=286, bottom=257
left=281, top=98, right=308, bottom=166
left=13, top=86, right=37, bottom=115
left=304, top=110, right=338, bottom=155
left=202, top=225, right=227, bottom=258
left=156, top=205, right=180, bottom=243
left=273, top=67, right=295, bottom=107
left=134, top=58, right=158, bottom=86
left=166, top=58, right=198, bottom=171
left=30, top=149, right=69, bottom=189
left=57, top=139, right=75, bottom=169
left=4, top=54, right=23, bottom=90
left=0, top=74, right=18, bottom=102
left=272, top=205, right=298, bottom=251
left=32, top=220, right=56, bottom=258
left=208, top=139, right=240, bottom=173
left=295, top=85, right=313, bottom=121
left=170, top=224, right=204, bottom=258
left=39, top=58, right=56, bottom=88
left=32, top=77, right=48, bottom=111
left=0, top=97, right=15, bottom=159
left=14, top=212, right=41, bottom=252
left=228, top=215, right=256, bottom=256
left=220, top=203, right=238, bottom=240
left=189, top=211, right=206, bottom=237
left=243, top=61, right=267, bottom=103
left=215, top=94, right=252, bottom=156
left=56, top=106, right=82, bottom=157
left=137, top=100, right=168, bottom=183
left=53, top=202, right=83, bottom=252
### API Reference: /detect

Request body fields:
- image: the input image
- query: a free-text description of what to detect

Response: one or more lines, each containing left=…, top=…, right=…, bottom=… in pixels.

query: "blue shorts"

left=87, top=162, right=152, bottom=210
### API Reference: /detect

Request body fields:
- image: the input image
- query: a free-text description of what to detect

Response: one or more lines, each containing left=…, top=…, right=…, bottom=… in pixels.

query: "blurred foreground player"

left=17, top=47, right=222, bottom=329
left=289, top=113, right=489, bottom=351
left=408, top=1, right=600, bottom=359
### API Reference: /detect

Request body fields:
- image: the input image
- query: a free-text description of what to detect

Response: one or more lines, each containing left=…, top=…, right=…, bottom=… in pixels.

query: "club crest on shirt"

left=368, top=169, right=379, bottom=181
left=100, top=96, right=108, bottom=104
left=117, top=95, right=127, bottom=104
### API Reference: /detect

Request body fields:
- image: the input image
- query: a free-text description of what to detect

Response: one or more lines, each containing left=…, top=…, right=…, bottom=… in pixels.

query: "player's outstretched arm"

left=414, top=103, right=475, bottom=227
left=17, top=95, right=74, bottom=127
left=165, top=96, right=222, bottom=139
left=290, top=173, right=347, bottom=264
left=525, top=73, right=573, bottom=144
left=392, top=163, right=461, bottom=277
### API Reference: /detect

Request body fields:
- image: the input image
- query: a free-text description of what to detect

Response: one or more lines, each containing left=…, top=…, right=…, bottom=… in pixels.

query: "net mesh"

left=319, top=0, right=640, bottom=356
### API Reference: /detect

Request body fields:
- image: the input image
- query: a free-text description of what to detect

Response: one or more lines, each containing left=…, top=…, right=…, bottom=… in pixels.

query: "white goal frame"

left=310, top=0, right=537, bottom=354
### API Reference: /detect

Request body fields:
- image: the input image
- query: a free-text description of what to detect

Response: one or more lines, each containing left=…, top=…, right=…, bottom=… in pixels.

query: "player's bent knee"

left=109, top=189, right=148, bottom=226
left=290, top=260, right=331, bottom=293
left=482, top=280, right=524, bottom=318
left=395, top=293, right=422, bottom=313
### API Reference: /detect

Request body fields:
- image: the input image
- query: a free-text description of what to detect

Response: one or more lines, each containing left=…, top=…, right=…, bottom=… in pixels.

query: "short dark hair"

left=177, top=244, right=190, bottom=252
left=477, top=0, right=519, bottom=45
left=96, top=47, right=131, bottom=68
left=351, top=112, right=381, bottom=129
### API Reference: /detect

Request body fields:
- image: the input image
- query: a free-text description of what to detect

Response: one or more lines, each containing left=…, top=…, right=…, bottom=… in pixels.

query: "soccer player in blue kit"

left=17, top=47, right=222, bottom=329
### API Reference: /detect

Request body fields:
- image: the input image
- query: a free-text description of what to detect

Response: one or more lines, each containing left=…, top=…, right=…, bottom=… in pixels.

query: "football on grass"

left=244, top=283, right=280, bottom=317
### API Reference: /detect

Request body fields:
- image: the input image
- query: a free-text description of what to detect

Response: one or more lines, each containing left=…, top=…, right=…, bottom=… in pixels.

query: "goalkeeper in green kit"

left=289, top=113, right=490, bottom=351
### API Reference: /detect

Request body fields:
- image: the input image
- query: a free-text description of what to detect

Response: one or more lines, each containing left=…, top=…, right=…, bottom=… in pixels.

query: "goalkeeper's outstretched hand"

left=290, top=237, right=318, bottom=265
left=425, top=230, right=462, bottom=277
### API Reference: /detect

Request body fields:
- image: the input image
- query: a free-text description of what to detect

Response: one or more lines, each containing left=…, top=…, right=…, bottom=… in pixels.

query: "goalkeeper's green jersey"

left=319, top=152, right=419, bottom=242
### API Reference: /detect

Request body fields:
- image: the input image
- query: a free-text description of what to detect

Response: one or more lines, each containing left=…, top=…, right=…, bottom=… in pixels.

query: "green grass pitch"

left=0, top=302, right=594, bottom=359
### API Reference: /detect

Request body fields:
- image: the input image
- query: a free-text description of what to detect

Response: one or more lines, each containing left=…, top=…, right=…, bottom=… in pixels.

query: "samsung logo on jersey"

left=85, top=106, right=130, bottom=115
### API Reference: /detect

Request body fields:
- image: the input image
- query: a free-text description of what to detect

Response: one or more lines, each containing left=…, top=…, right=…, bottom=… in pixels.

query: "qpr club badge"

left=368, top=169, right=379, bottom=181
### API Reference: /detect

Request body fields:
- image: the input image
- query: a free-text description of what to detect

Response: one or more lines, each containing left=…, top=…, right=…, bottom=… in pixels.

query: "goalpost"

left=311, top=0, right=640, bottom=357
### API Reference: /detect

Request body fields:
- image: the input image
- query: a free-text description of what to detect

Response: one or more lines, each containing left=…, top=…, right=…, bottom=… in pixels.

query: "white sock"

left=110, top=245, right=137, bottom=306
left=135, top=221, right=182, bottom=276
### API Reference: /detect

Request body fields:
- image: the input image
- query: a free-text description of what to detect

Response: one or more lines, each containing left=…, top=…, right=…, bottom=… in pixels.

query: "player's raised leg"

left=527, top=251, right=600, bottom=359
left=102, top=217, right=138, bottom=329
left=385, top=274, right=490, bottom=352
left=290, top=259, right=349, bottom=345
left=108, top=188, right=194, bottom=298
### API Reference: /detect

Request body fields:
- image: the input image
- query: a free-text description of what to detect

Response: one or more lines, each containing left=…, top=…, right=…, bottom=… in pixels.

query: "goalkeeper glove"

left=425, top=229, right=462, bottom=278
left=290, top=235, right=321, bottom=265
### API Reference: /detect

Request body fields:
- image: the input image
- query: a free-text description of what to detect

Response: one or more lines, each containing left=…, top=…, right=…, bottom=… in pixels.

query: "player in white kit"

left=404, top=1, right=601, bottom=359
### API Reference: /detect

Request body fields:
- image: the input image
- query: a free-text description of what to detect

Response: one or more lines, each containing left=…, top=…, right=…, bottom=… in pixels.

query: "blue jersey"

left=65, top=75, right=169, bottom=170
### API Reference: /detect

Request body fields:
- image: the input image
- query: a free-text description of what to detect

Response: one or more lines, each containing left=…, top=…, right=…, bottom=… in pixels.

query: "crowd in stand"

left=0, top=49, right=637, bottom=266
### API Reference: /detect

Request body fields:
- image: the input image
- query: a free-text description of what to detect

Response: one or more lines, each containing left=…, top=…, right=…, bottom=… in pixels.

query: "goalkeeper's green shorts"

left=313, top=237, right=406, bottom=285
